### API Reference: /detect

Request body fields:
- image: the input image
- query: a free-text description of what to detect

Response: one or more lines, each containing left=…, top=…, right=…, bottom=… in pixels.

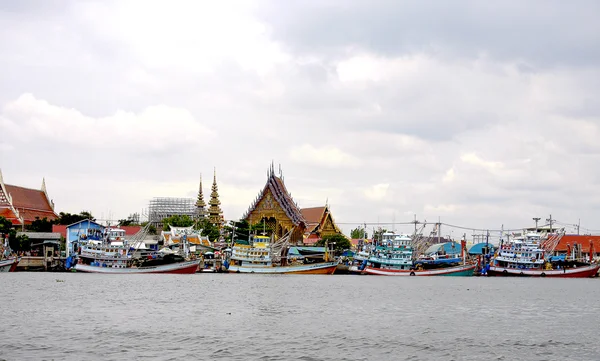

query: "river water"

left=0, top=273, right=598, bottom=361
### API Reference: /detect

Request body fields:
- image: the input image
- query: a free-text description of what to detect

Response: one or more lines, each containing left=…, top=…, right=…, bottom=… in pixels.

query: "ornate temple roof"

left=301, top=205, right=342, bottom=235
left=301, top=206, right=327, bottom=232
left=0, top=170, right=58, bottom=225
left=244, top=164, right=306, bottom=228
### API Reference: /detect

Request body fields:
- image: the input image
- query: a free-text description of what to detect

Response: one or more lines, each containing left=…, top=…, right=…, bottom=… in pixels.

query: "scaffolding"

left=148, top=197, right=197, bottom=226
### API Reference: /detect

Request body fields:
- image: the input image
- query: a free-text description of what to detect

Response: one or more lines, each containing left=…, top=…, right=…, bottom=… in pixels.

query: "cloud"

left=364, top=184, right=390, bottom=201
left=1, top=93, right=214, bottom=154
left=1, top=1, right=600, bottom=238
left=290, top=144, right=361, bottom=168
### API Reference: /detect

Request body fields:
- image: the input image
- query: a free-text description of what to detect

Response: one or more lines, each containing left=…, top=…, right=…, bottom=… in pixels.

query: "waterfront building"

left=0, top=170, right=58, bottom=226
left=65, top=219, right=104, bottom=257
left=243, top=164, right=307, bottom=244
left=554, top=235, right=600, bottom=260
left=300, top=205, right=343, bottom=245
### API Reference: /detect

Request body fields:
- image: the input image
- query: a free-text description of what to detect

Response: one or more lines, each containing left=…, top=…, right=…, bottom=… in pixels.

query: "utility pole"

left=546, top=214, right=554, bottom=233
left=533, top=217, right=541, bottom=232
left=411, top=214, right=419, bottom=234
left=576, top=219, right=580, bottom=235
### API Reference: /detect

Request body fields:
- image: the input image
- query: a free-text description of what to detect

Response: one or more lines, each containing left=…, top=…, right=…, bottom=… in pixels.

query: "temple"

left=208, top=168, right=224, bottom=227
left=0, top=169, right=59, bottom=226
left=195, top=174, right=207, bottom=218
left=243, top=164, right=308, bottom=244
left=301, top=204, right=343, bottom=245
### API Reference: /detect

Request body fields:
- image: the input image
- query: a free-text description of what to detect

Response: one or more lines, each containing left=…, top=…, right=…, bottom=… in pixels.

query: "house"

left=300, top=205, right=343, bottom=245
left=65, top=219, right=104, bottom=257
left=0, top=170, right=58, bottom=226
left=554, top=235, right=600, bottom=260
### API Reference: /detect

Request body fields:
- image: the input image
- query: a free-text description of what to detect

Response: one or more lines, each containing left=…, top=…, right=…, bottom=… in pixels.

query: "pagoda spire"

left=195, top=174, right=207, bottom=218
left=208, top=168, right=223, bottom=227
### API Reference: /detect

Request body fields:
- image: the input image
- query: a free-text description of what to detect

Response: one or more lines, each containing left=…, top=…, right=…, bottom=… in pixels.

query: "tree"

left=372, top=227, right=388, bottom=242
left=0, top=216, right=31, bottom=252
left=195, top=218, right=220, bottom=242
left=54, top=211, right=95, bottom=225
left=27, top=217, right=53, bottom=232
left=118, top=213, right=141, bottom=226
left=315, top=234, right=352, bottom=252
left=350, top=227, right=367, bottom=239
left=162, top=215, right=194, bottom=231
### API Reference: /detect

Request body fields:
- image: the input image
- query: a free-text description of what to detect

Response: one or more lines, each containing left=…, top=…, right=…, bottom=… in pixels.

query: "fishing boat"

left=487, top=231, right=599, bottom=278
left=0, top=258, right=19, bottom=272
left=364, top=262, right=476, bottom=276
left=72, top=224, right=199, bottom=274
left=226, top=230, right=338, bottom=274
left=362, top=232, right=476, bottom=276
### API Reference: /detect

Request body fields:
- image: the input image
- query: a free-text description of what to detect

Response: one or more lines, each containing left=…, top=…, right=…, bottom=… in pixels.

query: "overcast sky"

left=1, top=1, right=599, bottom=238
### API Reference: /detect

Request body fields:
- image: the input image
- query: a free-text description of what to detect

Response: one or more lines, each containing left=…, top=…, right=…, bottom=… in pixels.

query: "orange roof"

left=0, top=208, right=20, bottom=225
left=3, top=184, right=57, bottom=224
left=301, top=207, right=326, bottom=226
left=555, top=235, right=600, bottom=253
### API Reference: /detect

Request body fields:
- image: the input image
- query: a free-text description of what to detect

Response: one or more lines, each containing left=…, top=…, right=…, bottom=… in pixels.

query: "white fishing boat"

left=226, top=230, right=338, bottom=274
left=72, top=224, right=199, bottom=274
left=488, top=231, right=599, bottom=278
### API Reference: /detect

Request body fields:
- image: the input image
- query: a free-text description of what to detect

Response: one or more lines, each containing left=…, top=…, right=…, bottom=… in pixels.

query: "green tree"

left=27, top=217, right=53, bottom=232
left=0, top=216, right=17, bottom=250
left=315, top=234, right=352, bottom=252
left=195, top=218, right=220, bottom=242
left=350, top=227, right=367, bottom=239
left=372, top=227, right=388, bottom=242
left=118, top=213, right=141, bottom=226
left=162, top=215, right=194, bottom=231
left=54, top=211, right=96, bottom=225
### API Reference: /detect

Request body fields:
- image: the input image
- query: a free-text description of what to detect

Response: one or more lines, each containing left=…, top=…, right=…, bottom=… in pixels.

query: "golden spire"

left=196, top=174, right=206, bottom=217
left=208, top=168, right=223, bottom=227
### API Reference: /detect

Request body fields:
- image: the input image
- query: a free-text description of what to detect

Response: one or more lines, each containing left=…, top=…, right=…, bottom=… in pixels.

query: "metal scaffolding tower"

left=148, top=197, right=197, bottom=226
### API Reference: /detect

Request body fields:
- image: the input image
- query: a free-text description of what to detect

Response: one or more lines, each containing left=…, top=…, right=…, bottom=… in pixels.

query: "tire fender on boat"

left=519, top=271, right=524, bottom=276
left=502, top=270, right=508, bottom=275
left=540, top=272, right=546, bottom=277
left=409, top=271, right=416, bottom=276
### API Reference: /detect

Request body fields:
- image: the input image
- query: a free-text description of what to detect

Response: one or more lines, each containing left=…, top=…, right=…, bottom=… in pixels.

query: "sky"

left=1, top=0, right=600, bottom=239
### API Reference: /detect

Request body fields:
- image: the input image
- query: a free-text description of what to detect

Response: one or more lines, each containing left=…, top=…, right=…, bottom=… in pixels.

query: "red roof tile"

left=301, top=207, right=326, bottom=226
left=555, top=235, right=600, bottom=253
left=3, top=184, right=57, bottom=223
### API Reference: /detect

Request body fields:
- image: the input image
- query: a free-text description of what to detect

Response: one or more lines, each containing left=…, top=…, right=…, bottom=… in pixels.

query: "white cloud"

left=289, top=144, right=361, bottom=168
left=364, top=184, right=389, bottom=201
left=460, top=153, right=504, bottom=173
left=1, top=93, right=214, bottom=153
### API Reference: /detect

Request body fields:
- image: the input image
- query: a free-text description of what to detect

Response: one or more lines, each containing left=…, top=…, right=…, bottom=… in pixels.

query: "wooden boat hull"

left=487, top=264, right=599, bottom=278
left=227, top=261, right=338, bottom=274
left=0, top=258, right=19, bottom=272
left=74, top=260, right=199, bottom=274
left=363, top=263, right=476, bottom=276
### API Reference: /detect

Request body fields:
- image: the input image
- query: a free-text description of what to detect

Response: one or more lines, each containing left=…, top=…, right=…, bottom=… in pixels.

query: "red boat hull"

left=487, top=264, right=599, bottom=278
